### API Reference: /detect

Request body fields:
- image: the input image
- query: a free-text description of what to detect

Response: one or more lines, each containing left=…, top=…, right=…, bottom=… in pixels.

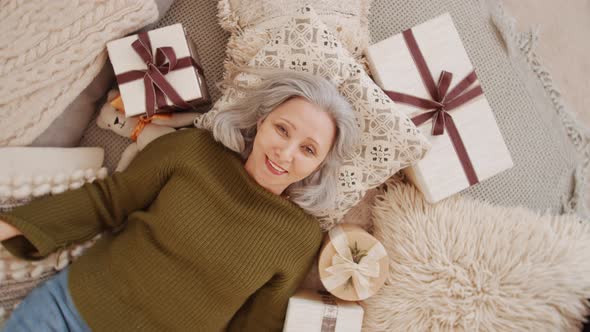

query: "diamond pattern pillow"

left=217, top=0, right=372, bottom=84
left=195, top=5, right=430, bottom=228
left=218, top=0, right=371, bottom=59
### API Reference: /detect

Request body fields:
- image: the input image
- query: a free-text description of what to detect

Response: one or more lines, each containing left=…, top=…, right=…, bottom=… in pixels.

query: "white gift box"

left=366, top=13, right=513, bottom=203
left=283, top=289, right=364, bottom=332
left=107, top=23, right=208, bottom=118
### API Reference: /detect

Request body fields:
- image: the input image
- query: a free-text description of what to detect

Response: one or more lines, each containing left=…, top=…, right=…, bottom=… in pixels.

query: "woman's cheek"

left=302, top=160, right=317, bottom=178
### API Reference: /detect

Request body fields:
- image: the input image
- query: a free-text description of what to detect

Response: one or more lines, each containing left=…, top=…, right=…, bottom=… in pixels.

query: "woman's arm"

left=0, top=131, right=182, bottom=260
left=227, top=249, right=320, bottom=331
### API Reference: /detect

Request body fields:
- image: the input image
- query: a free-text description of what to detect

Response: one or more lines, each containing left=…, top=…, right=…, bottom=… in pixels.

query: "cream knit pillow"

left=363, top=179, right=590, bottom=331
left=195, top=5, right=430, bottom=229
left=0, top=0, right=160, bottom=147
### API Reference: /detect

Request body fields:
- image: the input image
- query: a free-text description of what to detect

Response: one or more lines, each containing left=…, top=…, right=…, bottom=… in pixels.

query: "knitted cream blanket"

left=0, top=0, right=159, bottom=146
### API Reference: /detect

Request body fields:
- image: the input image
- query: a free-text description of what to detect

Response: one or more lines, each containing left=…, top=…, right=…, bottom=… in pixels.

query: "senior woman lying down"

left=0, top=70, right=360, bottom=331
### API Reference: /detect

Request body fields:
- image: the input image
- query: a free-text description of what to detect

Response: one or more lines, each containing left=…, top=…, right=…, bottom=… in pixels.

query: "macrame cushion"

left=194, top=5, right=430, bottom=229
left=363, top=179, right=590, bottom=331
left=217, top=0, right=372, bottom=84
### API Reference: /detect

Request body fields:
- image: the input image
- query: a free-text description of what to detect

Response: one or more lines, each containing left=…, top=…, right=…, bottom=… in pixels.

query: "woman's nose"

left=274, top=143, right=296, bottom=164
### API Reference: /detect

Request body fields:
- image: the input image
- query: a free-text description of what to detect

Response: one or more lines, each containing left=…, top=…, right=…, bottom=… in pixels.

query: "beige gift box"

left=366, top=13, right=513, bottom=203
left=107, top=23, right=209, bottom=118
left=318, top=224, right=389, bottom=302
left=283, top=289, right=364, bottom=332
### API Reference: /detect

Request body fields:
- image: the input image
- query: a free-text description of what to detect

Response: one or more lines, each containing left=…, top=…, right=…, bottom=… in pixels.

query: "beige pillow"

left=195, top=5, right=430, bottom=229
left=29, top=0, right=176, bottom=148
left=217, top=0, right=372, bottom=83
left=0, top=0, right=160, bottom=147
left=363, top=178, right=590, bottom=331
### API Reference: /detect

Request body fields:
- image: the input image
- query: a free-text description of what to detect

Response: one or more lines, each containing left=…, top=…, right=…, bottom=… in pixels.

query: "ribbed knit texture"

left=0, top=128, right=322, bottom=331
left=0, top=0, right=159, bottom=146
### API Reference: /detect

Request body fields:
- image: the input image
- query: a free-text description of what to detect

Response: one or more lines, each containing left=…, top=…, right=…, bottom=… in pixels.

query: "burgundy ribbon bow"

left=115, top=32, right=200, bottom=117
left=383, top=28, right=484, bottom=186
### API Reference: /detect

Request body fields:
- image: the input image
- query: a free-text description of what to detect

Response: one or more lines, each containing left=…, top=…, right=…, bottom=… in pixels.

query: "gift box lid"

left=107, top=23, right=193, bottom=73
left=318, top=224, right=389, bottom=301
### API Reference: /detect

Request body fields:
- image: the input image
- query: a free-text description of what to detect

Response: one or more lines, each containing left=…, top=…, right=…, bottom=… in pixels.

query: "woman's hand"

left=0, top=219, right=22, bottom=241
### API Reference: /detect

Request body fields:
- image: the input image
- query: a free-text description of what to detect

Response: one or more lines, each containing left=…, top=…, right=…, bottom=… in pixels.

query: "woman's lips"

left=265, top=156, right=287, bottom=175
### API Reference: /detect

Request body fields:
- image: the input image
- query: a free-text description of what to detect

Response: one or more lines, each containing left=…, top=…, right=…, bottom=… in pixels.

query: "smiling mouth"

left=265, top=156, right=288, bottom=175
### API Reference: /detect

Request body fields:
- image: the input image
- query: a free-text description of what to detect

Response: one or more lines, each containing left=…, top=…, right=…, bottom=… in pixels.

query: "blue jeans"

left=2, top=268, right=92, bottom=332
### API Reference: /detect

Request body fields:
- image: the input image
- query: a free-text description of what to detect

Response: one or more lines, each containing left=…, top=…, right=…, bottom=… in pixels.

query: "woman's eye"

left=276, top=125, right=288, bottom=136
left=304, top=146, right=316, bottom=156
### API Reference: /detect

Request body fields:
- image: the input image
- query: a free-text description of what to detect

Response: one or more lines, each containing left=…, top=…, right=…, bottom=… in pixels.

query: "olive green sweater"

left=0, top=128, right=322, bottom=331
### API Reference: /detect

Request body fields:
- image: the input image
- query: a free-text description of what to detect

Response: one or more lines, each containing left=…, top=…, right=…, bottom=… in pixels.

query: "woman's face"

left=244, top=97, right=337, bottom=195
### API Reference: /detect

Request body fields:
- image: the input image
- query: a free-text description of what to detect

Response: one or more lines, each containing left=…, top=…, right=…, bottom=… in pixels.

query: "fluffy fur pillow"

left=363, top=178, right=590, bottom=331
left=195, top=5, right=430, bottom=229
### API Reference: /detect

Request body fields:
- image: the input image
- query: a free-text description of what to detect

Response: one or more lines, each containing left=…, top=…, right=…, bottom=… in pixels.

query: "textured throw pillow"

left=30, top=63, right=115, bottom=147
left=363, top=179, right=590, bottom=331
left=194, top=5, right=430, bottom=229
left=0, top=0, right=160, bottom=147
left=367, top=0, right=588, bottom=218
left=217, top=0, right=372, bottom=83
left=29, top=0, right=176, bottom=148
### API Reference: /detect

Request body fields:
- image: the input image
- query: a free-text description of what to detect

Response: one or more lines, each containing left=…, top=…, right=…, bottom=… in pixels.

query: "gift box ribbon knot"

left=323, top=226, right=387, bottom=300
left=115, top=31, right=204, bottom=117
left=383, top=28, right=484, bottom=185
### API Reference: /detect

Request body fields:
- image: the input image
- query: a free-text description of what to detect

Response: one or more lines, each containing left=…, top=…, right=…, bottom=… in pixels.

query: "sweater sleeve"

left=0, top=131, right=181, bottom=260
left=226, top=236, right=321, bottom=332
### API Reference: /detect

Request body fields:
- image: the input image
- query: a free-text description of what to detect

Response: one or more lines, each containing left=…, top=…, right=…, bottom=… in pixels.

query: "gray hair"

left=211, top=69, right=360, bottom=214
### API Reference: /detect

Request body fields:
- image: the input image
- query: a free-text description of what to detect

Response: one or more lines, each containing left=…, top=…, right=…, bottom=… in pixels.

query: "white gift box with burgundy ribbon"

left=283, top=289, right=364, bottom=332
left=366, top=13, right=513, bottom=203
left=107, top=23, right=209, bottom=118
